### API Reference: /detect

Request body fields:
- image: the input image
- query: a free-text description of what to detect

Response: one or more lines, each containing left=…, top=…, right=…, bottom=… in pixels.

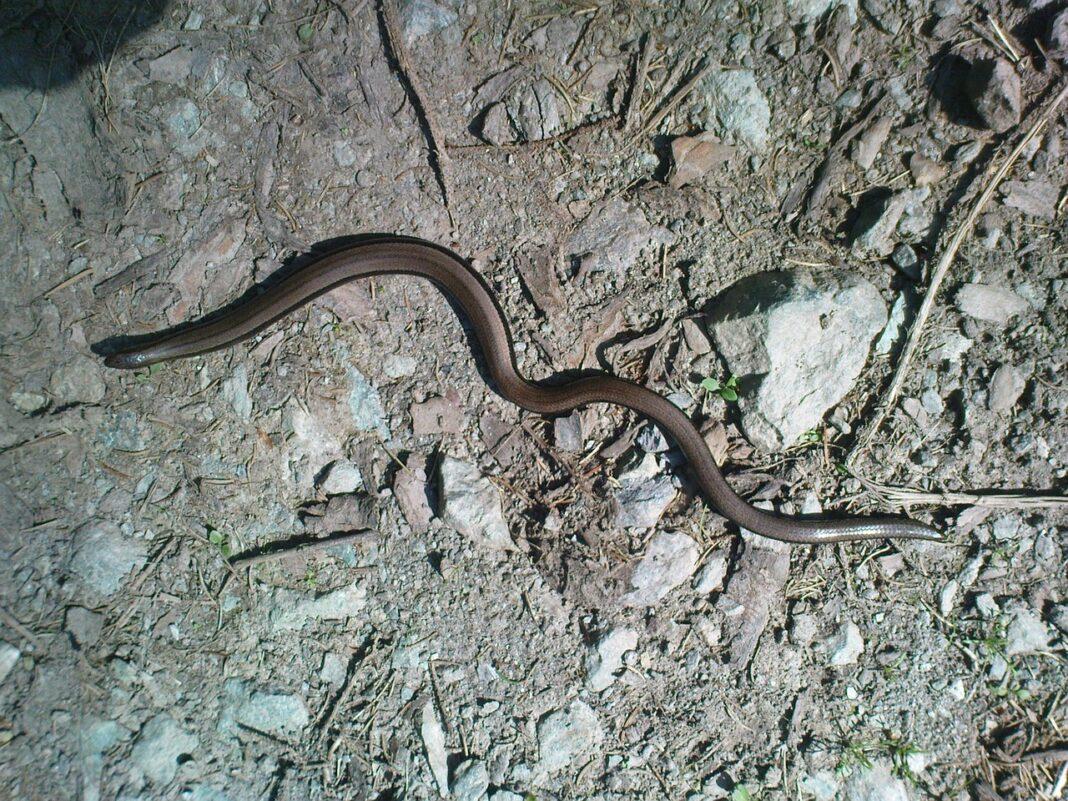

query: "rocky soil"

left=0, top=1, right=1065, bottom=800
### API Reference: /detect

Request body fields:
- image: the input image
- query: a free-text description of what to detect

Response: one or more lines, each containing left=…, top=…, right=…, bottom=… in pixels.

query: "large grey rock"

left=50, top=356, right=106, bottom=405
left=585, top=627, right=639, bottom=691
left=234, top=691, right=308, bottom=738
left=955, top=283, right=1029, bottom=324
left=536, top=700, right=604, bottom=772
left=567, top=197, right=673, bottom=277
left=452, top=759, right=490, bottom=801
left=68, top=522, right=147, bottom=598
left=440, top=457, right=514, bottom=551
left=696, top=70, right=771, bottom=152
left=964, top=58, right=1020, bottom=134
left=708, top=270, right=887, bottom=451
left=1004, top=603, right=1052, bottom=656
left=131, top=714, right=199, bottom=784
left=612, top=453, right=676, bottom=529
left=269, top=583, right=366, bottom=631
left=620, top=531, right=699, bottom=607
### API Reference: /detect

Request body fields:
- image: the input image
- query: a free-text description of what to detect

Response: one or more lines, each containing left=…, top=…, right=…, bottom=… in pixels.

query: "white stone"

left=536, top=700, right=604, bottom=772
left=440, top=457, right=514, bottom=551
left=585, top=628, right=639, bottom=691
left=824, top=620, right=865, bottom=666
left=131, top=714, right=199, bottom=784
left=620, top=532, right=700, bottom=607
left=708, top=269, right=887, bottom=451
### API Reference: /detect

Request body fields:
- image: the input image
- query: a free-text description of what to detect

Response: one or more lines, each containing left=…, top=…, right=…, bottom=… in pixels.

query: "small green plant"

left=701, top=375, right=739, bottom=402
left=732, top=785, right=753, bottom=801
left=207, top=527, right=231, bottom=559
left=835, top=736, right=922, bottom=784
left=134, top=362, right=163, bottom=383
left=303, top=567, right=318, bottom=589
left=836, top=739, right=874, bottom=777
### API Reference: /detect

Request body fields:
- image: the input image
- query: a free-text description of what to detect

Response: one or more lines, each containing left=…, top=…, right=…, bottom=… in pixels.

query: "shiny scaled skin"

left=104, top=235, right=941, bottom=545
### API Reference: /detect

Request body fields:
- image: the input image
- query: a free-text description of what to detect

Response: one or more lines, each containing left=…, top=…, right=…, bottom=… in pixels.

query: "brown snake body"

left=104, top=236, right=939, bottom=545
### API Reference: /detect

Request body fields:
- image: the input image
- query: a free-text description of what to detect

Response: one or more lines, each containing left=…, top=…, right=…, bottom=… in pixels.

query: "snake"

left=103, top=235, right=940, bottom=545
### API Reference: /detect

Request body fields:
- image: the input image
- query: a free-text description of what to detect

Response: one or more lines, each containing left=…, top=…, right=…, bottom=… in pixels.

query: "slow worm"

left=104, top=236, right=939, bottom=545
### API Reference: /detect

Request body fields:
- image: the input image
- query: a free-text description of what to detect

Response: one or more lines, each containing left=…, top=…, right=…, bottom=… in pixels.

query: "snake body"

left=104, top=236, right=939, bottom=545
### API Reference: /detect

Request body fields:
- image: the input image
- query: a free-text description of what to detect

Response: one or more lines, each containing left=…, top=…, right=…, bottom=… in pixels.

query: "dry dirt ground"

left=0, top=1, right=1066, bottom=800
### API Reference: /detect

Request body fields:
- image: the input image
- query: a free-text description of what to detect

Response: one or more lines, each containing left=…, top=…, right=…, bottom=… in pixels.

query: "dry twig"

left=231, top=529, right=376, bottom=569
left=378, top=0, right=455, bottom=225
left=856, top=475, right=1068, bottom=511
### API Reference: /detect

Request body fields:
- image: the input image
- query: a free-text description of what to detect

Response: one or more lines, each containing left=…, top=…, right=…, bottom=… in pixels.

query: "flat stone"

left=68, top=522, right=147, bottom=598
left=0, top=642, right=19, bottom=684
left=411, top=395, right=463, bottom=435
left=393, top=453, right=433, bottom=534
left=852, top=116, right=892, bottom=169
left=681, top=318, right=712, bottom=354
left=270, top=583, right=366, bottom=631
left=1004, top=603, right=1052, bottom=656
left=669, top=134, right=735, bottom=187
left=383, top=354, right=418, bottom=379
left=65, top=606, right=104, bottom=647
left=440, top=456, right=514, bottom=550
left=718, top=526, right=790, bottom=668
left=220, top=363, right=251, bottom=420
left=585, top=627, right=639, bottom=691
left=956, top=283, right=1029, bottom=324
left=317, top=459, right=363, bottom=495
left=553, top=412, right=583, bottom=452
left=909, top=153, right=946, bottom=186
left=131, top=714, right=199, bottom=784
left=235, top=691, right=308, bottom=738
left=400, top=0, right=457, bottom=41
left=1002, top=179, right=1058, bottom=221
left=988, top=364, right=1026, bottom=413
left=452, top=759, right=490, bottom=801
left=50, top=355, right=106, bottom=405
left=708, top=269, right=887, bottom=451
left=852, top=190, right=923, bottom=258
left=697, top=69, right=771, bottom=152
left=800, top=770, right=840, bottom=801
left=567, top=197, right=673, bottom=278
left=512, top=79, right=561, bottom=141
left=536, top=700, right=604, bottom=772
left=320, top=653, right=347, bottom=686
left=613, top=453, right=677, bottom=529
left=1049, top=9, right=1068, bottom=65
left=693, top=550, right=729, bottom=593
left=964, top=58, right=1020, bottom=133
left=620, top=532, right=700, bottom=607
left=421, top=701, right=450, bottom=795
left=347, top=366, right=390, bottom=439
